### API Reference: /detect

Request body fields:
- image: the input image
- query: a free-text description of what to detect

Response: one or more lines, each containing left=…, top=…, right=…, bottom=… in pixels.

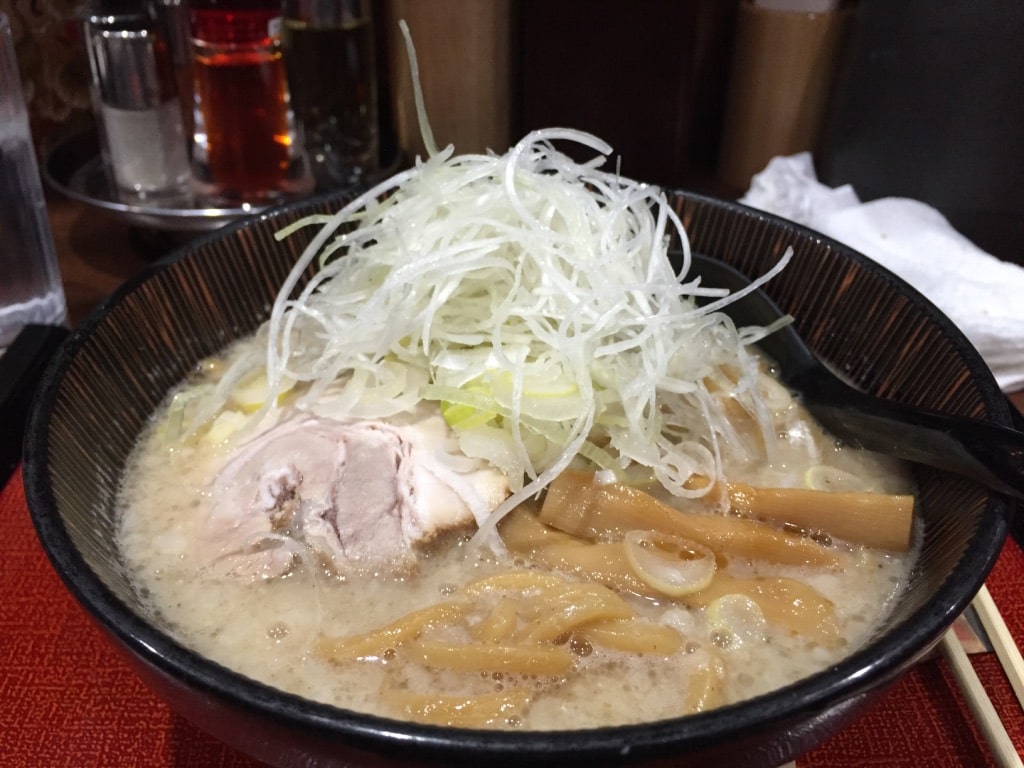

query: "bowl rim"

left=23, top=189, right=1014, bottom=763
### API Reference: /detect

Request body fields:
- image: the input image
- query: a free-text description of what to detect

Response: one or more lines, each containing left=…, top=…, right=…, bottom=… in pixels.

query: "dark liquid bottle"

left=281, top=0, right=378, bottom=192
left=189, top=0, right=312, bottom=203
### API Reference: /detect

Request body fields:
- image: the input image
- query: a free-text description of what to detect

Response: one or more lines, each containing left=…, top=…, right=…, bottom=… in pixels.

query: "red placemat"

left=3, top=467, right=1022, bottom=767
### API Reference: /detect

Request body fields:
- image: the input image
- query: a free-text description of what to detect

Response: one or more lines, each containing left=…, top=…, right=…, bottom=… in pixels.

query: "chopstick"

left=972, top=584, right=1024, bottom=710
left=940, top=621, right=1023, bottom=768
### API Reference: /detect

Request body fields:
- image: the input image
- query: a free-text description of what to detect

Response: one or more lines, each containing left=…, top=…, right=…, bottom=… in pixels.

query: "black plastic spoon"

left=690, top=253, right=1024, bottom=500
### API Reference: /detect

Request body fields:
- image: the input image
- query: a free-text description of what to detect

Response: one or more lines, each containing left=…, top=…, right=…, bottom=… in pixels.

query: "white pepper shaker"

left=83, top=3, right=191, bottom=203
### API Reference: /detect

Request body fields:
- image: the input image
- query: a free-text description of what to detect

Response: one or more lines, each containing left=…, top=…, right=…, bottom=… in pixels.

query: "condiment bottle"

left=152, top=0, right=194, bottom=144
left=188, top=0, right=313, bottom=204
left=281, top=0, right=379, bottom=192
left=82, top=0, right=191, bottom=203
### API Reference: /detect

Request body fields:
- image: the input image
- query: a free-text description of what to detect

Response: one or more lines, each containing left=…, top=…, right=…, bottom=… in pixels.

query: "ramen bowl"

left=24, top=189, right=1014, bottom=767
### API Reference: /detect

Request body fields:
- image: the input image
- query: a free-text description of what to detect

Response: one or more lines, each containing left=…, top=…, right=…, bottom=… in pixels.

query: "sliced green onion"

left=623, top=530, right=716, bottom=597
left=707, top=594, right=767, bottom=650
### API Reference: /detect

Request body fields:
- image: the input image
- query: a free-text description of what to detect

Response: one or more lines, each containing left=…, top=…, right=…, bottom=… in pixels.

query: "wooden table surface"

left=49, top=193, right=170, bottom=327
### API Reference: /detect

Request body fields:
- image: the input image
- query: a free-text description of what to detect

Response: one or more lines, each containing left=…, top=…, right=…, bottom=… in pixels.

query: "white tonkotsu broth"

left=117, top=343, right=917, bottom=730
left=117, top=128, right=918, bottom=730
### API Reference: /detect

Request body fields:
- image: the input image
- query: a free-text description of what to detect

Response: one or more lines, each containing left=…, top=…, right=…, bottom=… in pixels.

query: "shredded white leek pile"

left=199, top=128, right=789, bottom=537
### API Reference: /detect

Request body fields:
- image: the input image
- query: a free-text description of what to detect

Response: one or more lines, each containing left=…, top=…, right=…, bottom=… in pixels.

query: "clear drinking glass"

left=0, top=12, right=68, bottom=352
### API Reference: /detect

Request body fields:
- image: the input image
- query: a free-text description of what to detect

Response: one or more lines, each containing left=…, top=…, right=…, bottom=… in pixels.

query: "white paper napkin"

left=740, top=153, right=1024, bottom=392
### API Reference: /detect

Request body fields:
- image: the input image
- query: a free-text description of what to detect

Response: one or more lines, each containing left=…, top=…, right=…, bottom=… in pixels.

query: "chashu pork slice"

left=199, top=410, right=509, bottom=580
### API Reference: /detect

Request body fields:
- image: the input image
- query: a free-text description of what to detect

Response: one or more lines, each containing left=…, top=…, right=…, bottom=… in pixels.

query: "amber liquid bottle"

left=189, top=0, right=313, bottom=203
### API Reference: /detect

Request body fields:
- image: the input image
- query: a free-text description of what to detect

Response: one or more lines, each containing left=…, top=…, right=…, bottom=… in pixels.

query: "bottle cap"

left=282, top=0, right=372, bottom=27
left=190, top=5, right=281, bottom=46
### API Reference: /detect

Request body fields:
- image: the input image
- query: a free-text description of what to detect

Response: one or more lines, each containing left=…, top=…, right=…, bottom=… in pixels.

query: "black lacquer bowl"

left=24, top=190, right=1014, bottom=767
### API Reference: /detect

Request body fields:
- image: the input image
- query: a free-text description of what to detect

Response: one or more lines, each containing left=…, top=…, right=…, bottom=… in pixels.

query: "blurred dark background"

left=516, top=1, right=736, bottom=194
left=815, top=0, right=1024, bottom=266
left=7, top=0, right=1022, bottom=264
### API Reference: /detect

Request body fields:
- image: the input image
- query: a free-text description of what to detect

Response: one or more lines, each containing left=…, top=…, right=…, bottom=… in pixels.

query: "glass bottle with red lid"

left=189, top=0, right=313, bottom=204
